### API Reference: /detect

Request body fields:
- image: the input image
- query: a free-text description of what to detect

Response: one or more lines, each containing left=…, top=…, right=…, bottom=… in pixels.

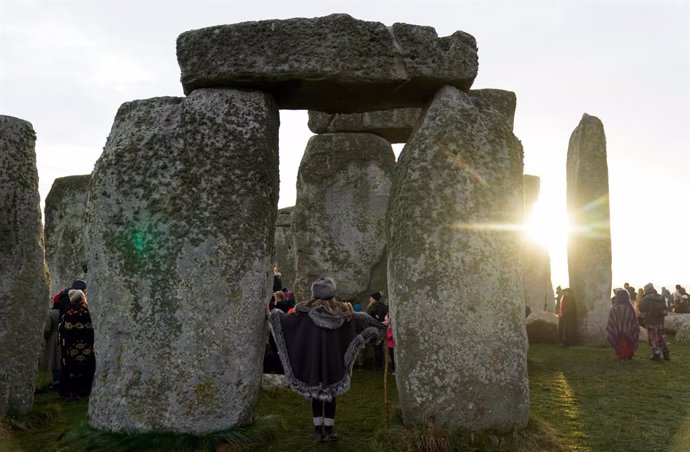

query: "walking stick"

left=383, top=342, right=389, bottom=428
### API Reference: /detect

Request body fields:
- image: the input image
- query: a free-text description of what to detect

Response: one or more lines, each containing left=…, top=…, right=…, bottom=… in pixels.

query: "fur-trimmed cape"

left=268, top=303, right=385, bottom=401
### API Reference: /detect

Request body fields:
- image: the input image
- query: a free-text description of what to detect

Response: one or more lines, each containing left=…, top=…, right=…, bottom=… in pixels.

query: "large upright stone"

left=566, top=113, right=611, bottom=346
left=45, top=174, right=90, bottom=295
left=85, top=89, right=279, bottom=434
left=273, top=207, right=295, bottom=290
left=292, top=133, right=395, bottom=304
left=0, top=115, right=50, bottom=416
left=177, top=14, right=478, bottom=112
left=522, top=175, right=554, bottom=313
left=387, top=86, right=529, bottom=431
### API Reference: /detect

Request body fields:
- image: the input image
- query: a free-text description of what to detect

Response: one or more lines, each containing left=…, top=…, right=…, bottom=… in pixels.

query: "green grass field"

left=2, top=340, right=689, bottom=451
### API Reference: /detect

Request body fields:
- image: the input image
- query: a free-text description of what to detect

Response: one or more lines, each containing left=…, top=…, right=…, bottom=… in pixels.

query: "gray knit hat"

left=311, top=277, right=336, bottom=299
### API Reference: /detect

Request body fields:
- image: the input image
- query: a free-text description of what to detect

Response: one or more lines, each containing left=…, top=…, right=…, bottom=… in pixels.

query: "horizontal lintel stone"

left=307, top=88, right=516, bottom=142
left=177, top=14, right=478, bottom=112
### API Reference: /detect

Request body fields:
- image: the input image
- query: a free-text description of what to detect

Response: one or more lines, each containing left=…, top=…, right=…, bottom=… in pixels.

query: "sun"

left=524, top=200, right=570, bottom=252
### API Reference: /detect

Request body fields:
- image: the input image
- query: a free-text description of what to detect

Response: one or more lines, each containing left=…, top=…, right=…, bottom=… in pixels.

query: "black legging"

left=311, top=398, right=336, bottom=419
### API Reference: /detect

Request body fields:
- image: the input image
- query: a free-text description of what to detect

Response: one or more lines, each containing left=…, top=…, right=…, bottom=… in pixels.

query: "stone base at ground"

left=664, top=313, right=690, bottom=335
left=674, top=323, right=690, bottom=344
left=261, top=374, right=289, bottom=390
left=526, top=311, right=559, bottom=344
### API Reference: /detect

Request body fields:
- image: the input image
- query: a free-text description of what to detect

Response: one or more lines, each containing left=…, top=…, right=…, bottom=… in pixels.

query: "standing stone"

left=85, top=89, right=279, bottom=434
left=0, top=115, right=50, bottom=416
left=566, top=113, right=611, bottom=346
left=387, top=86, right=528, bottom=431
left=45, top=174, right=90, bottom=295
left=522, top=175, right=554, bottom=313
left=292, top=133, right=395, bottom=304
left=177, top=14, right=478, bottom=111
left=273, top=207, right=295, bottom=290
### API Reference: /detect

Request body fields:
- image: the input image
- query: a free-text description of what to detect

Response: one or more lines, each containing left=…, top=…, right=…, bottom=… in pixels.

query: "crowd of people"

left=554, top=282, right=687, bottom=362
left=43, top=279, right=96, bottom=400
left=42, top=267, right=684, bottom=443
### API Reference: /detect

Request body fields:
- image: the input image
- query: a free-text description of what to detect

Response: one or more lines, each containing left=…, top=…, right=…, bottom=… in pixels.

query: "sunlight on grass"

left=553, top=371, right=588, bottom=447
left=5, top=344, right=690, bottom=451
left=668, top=412, right=690, bottom=452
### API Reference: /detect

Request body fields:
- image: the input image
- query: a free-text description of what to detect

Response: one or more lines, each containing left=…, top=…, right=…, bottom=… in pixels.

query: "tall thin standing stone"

left=387, top=86, right=529, bottom=431
left=45, top=174, right=91, bottom=295
left=85, top=89, right=279, bottom=434
left=522, top=175, right=554, bottom=313
left=274, top=207, right=295, bottom=289
left=566, top=113, right=611, bottom=346
left=0, top=115, right=50, bottom=416
left=292, top=133, right=395, bottom=304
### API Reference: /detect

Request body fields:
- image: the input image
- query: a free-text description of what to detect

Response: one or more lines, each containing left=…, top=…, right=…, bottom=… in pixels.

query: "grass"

left=2, top=340, right=689, bottom=451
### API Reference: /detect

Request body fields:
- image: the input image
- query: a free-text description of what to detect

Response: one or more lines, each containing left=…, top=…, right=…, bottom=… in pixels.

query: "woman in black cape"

left=268, top=277, right=385, bottom=442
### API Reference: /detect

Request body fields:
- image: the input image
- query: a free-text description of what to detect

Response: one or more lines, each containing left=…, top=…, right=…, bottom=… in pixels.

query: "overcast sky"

left=1, top=0, right=688, bottom=290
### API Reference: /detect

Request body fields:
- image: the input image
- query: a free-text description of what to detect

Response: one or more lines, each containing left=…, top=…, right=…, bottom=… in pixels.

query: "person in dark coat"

left=638, top=283, right=670, bottom=361
left=43, top=303, right=62, bottom=389
left=53, top=279, right=88, bottom=321
left=606, top=289, right=640, bottom=360
left=268, top=277, right=385, bottom=442
left=366, top=291, right=388, bottom=370
left=49, top=279, right=88, bottom=389
left=58, top=289, right=95, bottom=399
left=557, top=288, right=578, bottom=346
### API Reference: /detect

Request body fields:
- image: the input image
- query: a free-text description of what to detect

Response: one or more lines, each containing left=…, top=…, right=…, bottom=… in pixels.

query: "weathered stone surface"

left=469, top=89, right=517, bottom=131
left=307, top=89, right=515, bottom=143
left=45, top=174, right=90, bottom=295
left=566, top=113, right=611, bottom=346
left=0, top=115, right=50, bottom=416
left=85, top=90, right=279, bottom=434
left=523, top=175, right=540, bottom=205
left=674, top=323, right=690, bottom=344
left=664, top=313, right=690, bottom=335
left=261, top=374, right=289, bottom=390
left=273, top=207, right=295, bottom=290
left=177, top=14, right=478, bottom=112
left=308, top=108, right=422, bottom=143
left=522, top=242, right=554, bottom=313
left=292, top=133, right=395, bottom=304
left=525, top=311, right=559, bottom=344
left=387, top=86, right=528, bottom=431
left=522, top=175, right=554, bottom=313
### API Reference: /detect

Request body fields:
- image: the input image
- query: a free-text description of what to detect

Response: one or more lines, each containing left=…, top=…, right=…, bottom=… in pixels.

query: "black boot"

left=314, top=425, right=323, bottom=442
left=322, top=425, right=339, bottom=442
left=663, top=351, right=670, bottom=361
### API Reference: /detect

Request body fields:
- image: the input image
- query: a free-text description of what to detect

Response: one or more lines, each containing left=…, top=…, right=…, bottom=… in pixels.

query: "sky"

left=1, top=0, right=688, bottom=292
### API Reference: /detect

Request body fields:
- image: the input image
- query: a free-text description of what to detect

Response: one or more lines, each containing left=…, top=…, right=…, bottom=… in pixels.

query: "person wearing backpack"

left=638, top=283, right=670, bottom=361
